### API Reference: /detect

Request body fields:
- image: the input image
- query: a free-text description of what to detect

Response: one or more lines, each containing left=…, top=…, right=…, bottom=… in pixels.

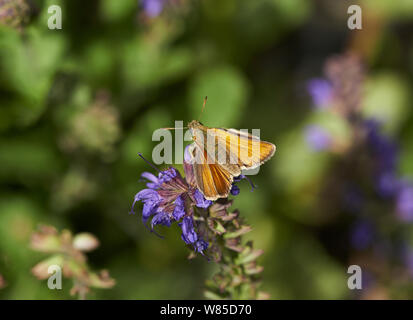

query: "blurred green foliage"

left=0, top=0, right=413, bottom=299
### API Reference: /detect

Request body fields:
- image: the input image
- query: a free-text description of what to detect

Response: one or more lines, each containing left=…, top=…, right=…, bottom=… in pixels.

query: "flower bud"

left=73, top=233, right=100, bottom=252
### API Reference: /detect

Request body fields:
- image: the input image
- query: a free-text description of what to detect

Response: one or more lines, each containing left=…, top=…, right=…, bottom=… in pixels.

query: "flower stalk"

left=30, top=225, right=115, bottom=299
left=202, top=199, right=268, bottom=299
left=131, top=149, right=268, bottom=299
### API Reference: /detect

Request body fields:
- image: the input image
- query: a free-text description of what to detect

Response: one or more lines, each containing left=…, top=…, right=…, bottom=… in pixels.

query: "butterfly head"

left=188, top=120, right=202, bottom=129
left=188, top=120, right=205, bottom=143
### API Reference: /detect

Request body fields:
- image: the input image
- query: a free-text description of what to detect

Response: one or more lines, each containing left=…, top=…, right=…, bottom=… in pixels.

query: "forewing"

left=213, top=128, right=276, bottom=170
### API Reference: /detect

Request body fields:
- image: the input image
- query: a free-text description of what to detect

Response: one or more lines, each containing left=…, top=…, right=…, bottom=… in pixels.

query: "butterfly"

left=185, top=120, right=276, bottom=201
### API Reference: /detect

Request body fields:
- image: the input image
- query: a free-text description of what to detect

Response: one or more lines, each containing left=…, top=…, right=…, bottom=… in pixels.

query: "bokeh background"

left=1, top=0, right=413, bottom=299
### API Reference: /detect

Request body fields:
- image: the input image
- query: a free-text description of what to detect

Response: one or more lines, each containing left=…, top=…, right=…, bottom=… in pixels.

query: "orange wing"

left=191, top=145, right=233, bottom=200
left=213, top=128, right=276, bottom=170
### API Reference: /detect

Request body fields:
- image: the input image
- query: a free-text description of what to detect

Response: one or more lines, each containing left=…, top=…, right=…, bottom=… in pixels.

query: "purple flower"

left=193, top=189, right=212, bottom=208
left=194, top=239, right=209, bottom=253
left=179, top=216, right=208, bottom=253
left=230, top=174, right=255, bottom=196
left=131, top=189, right=161, bottom=222
left=172, top=195, right=186, bottom=220
left=230, top=184, right=240, bottom=196
left=140, top=172, right=161, bottom=189
left=180, top=216, right=198, bottom=244
left=305, top=125, right=332, bottom=151
left=141, top=0, right=164, bottom=17
left=376, top=172, right=400, bottom=198
left=363, top=120, right=406, bottom=202
left=131, top=153, right=212, bottom=253
left=307, top=78, right=333, bottom=109
left=131, top=168, right=186, bottom=225
left=365, top=120, right=398, bottom=174
left=350, top=220, right=374, bottom=250
left=151, top=211, right=171, bottom=228
left=361, top=271, right=375, bottom=290
left=396, top=183, right=413, bottom=222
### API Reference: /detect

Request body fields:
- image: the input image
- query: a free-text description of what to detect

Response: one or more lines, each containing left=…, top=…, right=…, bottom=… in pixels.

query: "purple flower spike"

left=396, top=184, right=413, bottom=222
left=307, top=78, right=333, bottom=109
left=350, top=221, right=374, bottom=250
left=365, top=120, right=398, bottom=174
left=131, top=153, right=210, bottom=254
left=376, top=172, right=400, bottom=198
left=305, top=125, right=332, bottom=151
left=141, top=0, right=164, bottom=18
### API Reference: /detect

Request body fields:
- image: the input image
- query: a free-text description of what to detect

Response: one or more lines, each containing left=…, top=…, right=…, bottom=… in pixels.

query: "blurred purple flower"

left=365, top=120, right=398, bottom=173
left=396, top=183, right=413, bottom=222
left=363, top=119, right=403, bottom=200
left=350, top=220, right=374, bottom=250
left=305, top=125, right=332, bottom=151
left=376, top=172, right=400, bottom=198
left=361, top=271, right=375, bottom=290
left=343, top=186, right=363, bottom=213
left=306, top=78, right=333, bottom=109
left=141, top=0, right=164, bottom=17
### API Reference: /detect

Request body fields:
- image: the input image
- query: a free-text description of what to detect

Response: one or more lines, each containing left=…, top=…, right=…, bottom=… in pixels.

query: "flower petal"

left=179, top=216, right=198, bottom=244
left=136, top=189, right=160, bottom=202
left=141, top=172, right=159, bottom=183
left=173, top=195, right=186, bottom=220
left=230, top=184, right=240, bottom=196
left=151, top=211, right=171, bottom=228
left=193, top=189, right=212, bottom=208
left=159, top=167, right=178, bottom=184
left=194, top=239, right=209, bottom=254
left=142, top=201, right=157, bottom=221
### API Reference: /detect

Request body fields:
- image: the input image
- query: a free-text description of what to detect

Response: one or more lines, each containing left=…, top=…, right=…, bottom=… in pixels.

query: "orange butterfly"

left=185, top=120, right=276, bottom=201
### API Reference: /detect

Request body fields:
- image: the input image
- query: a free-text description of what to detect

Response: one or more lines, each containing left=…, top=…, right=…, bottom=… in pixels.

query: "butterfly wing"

left=190, top=144, right=233, bottom=200
left=212, top=128, right=276, bottom=170
left=188, top=121, right=275, bottom=200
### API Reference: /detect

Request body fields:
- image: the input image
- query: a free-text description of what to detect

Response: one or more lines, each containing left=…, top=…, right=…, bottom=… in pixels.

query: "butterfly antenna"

left=160, top=125, right=188, bottom=130
left=138, top=153, right=162, bottom=173
left=197, top=96, right=208, bottom=121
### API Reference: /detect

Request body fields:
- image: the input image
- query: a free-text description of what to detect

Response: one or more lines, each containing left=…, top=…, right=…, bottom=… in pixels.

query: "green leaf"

left=235, top=248, right=264, bottom=265
left=223, top=225, right=252, bottom=239
left=123, top=37, right=193, bottom=89
left=100, top=0, right=137, bottom=22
